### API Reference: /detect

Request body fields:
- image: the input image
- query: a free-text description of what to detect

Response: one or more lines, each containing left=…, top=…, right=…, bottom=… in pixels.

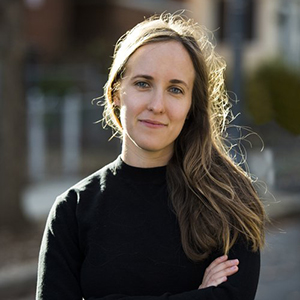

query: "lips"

left=139, top=119, right=167, bottom=127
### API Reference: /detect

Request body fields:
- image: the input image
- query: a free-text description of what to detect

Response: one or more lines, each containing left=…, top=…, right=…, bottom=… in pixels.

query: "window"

left=217, top=0, right=256, bottom=43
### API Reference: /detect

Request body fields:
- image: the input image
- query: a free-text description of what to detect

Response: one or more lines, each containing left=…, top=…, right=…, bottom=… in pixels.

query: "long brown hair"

left=100, top=13, right=266, bottom=261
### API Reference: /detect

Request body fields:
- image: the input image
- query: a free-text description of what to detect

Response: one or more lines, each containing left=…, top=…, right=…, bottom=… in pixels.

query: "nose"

left=147, top=88, right=165, bottom=114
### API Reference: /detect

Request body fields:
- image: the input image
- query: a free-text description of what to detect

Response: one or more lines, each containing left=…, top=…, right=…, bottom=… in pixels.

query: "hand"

left=198, top=255, right=239, bottom=289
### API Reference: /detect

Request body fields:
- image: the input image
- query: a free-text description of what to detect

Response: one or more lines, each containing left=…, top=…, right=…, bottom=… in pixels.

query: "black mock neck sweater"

left=36, top=156, right=260, bottom=300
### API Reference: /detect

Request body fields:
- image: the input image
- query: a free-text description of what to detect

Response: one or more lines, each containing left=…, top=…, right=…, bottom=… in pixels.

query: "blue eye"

left=135, top=81, right=150, bottom=88
left=169, top=87, right=183, bottom=94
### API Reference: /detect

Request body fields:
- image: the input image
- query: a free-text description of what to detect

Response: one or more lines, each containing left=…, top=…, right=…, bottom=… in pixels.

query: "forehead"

left=124, top=41, right=195, bottom=82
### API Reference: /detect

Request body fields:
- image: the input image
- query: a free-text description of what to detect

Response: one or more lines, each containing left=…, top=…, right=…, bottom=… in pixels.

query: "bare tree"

left=0, top=0, right=29, bottom=231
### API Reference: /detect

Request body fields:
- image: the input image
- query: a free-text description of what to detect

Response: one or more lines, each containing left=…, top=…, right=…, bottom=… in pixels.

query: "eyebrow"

left=169, top=79, right=189, bottom=88
left=132, top=75, right=189, bottom=88
left=132, top=74, right=153, bottom=81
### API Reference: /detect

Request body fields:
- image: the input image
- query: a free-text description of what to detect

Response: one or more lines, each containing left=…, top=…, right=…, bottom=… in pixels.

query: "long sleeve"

left=37, top=193, right=260, bottom=300
left=36, top=159, right=261, bottom=300
left=86, top=243, right=260, bottom=300
left=36, top=190, right=84, bottom=300
left=36, top=190, right=205, bottom=300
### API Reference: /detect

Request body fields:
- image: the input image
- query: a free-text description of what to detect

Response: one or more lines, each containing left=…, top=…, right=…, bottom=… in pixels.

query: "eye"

left=135, top=81, right=150, bottom=89
left=169, top=86, right=184, bottom=95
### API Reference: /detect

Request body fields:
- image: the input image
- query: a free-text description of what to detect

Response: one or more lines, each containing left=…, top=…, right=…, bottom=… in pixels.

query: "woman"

left=36, top=13, right=266, bottom=300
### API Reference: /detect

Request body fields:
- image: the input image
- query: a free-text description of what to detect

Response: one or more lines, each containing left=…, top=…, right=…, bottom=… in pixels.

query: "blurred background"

left=0, top=0, right=299, bottom=299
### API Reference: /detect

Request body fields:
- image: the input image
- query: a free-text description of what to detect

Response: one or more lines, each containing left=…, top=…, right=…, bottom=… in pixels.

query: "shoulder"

left=53, top=157, right=121, bottom=210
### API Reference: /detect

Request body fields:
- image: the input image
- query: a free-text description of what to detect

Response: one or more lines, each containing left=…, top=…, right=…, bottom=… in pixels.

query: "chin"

left=136, top=142, right=173, bottom=154
left=127, top=134, right=174, bottom=155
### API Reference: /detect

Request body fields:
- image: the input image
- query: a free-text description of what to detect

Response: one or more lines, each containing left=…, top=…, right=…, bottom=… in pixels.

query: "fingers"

left=204, top=255, right=228, bottom=273
left=199, top=255, right=239, bottom=289
left=207, top=256, right=239, bottom=277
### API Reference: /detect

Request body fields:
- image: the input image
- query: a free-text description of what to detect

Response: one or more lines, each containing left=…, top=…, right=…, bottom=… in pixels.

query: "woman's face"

left=115, top=41, right=195, bottom=164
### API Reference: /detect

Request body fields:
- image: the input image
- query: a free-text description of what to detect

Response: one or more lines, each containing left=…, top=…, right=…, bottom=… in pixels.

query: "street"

left=256, top=216, right=300, bottom=300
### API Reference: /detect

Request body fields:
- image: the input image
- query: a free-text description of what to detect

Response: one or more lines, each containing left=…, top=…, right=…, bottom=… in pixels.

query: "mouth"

left=139, top=119, right=167, bottom=128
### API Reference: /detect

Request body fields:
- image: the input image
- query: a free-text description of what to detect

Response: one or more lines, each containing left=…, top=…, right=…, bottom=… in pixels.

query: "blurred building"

left=24, top=0, right=189, bottom=64
left=188, top=0, right=300, bottom=71
left=24, top=0, right=300, bottom=68
left=22, top=0, right=300, bottom=186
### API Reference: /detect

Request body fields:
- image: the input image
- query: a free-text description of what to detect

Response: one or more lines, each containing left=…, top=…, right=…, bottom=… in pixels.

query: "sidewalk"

left=1, top=179, right=299, bottom=299
left=21, top=177, right=81, bottom=221
left=0, top=178, right=80, bottom=299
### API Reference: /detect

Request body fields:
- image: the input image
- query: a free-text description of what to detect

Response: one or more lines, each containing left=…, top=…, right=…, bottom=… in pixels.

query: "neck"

left=121, top=143, right=172, bottom=168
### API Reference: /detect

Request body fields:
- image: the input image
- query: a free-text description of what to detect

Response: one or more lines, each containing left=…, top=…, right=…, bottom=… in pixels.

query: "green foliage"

left=246, top=61, right=300, bottom=135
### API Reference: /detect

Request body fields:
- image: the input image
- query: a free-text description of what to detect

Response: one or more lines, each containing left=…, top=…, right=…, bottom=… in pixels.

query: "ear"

left=113, top=90, right=120, bottom=107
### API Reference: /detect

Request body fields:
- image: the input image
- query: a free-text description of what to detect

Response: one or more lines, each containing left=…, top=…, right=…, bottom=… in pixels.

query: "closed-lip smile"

left=139, top=119, right=167, bottom=127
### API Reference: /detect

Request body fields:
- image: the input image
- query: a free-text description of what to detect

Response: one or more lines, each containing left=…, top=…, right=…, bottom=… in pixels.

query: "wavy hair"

left=101, top=13, right=266, bottom=261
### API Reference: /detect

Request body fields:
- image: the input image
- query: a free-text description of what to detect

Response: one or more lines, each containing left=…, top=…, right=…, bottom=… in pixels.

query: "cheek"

left=172, top=103, right=191, bottom=124
left=169, top=113, right=189, bottom=136
left=121, top=92, right=147, bottom=117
